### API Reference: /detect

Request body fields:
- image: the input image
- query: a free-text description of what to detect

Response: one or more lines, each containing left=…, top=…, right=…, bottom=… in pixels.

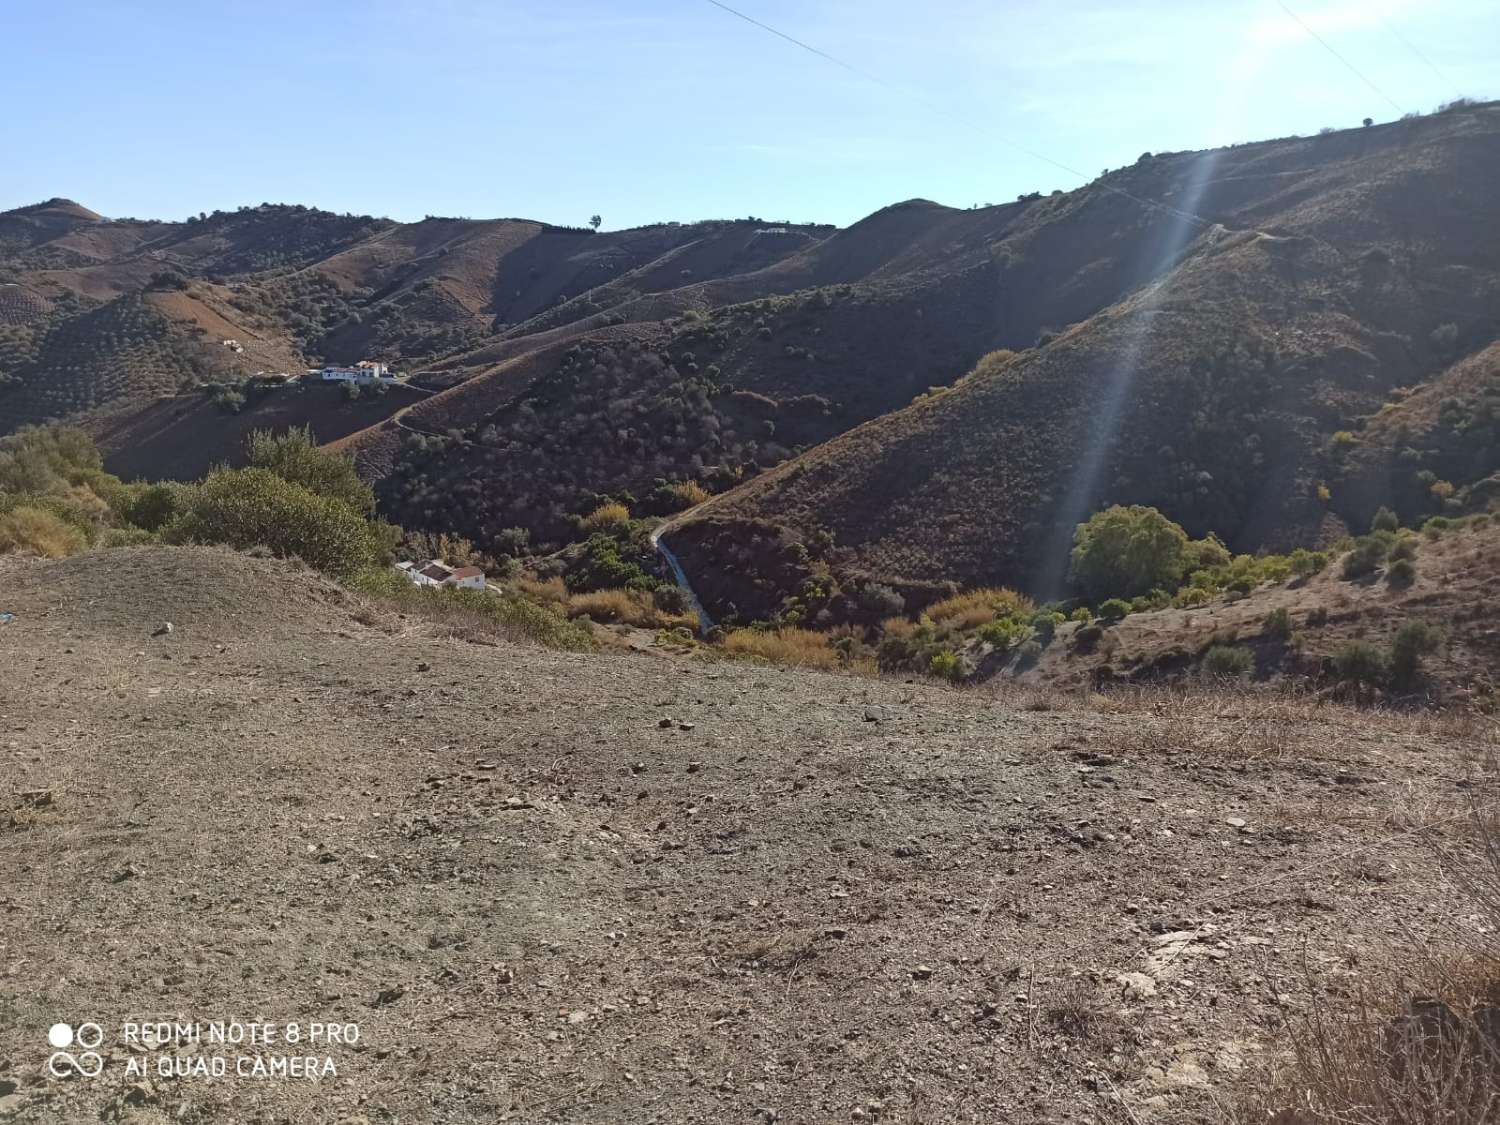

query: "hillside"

left=664, top=102, right=1500, bottom=616
left=3, top=103, right=1497, bottom=601
left=2, top=545, right=1495, bottom=1122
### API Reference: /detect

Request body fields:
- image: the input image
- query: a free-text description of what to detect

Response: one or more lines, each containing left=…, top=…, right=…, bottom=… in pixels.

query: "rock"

left=1226, top=817, right=1247, bottom=829
left=678, top=722, right=695, bottom=731
left=151, top=622, right=173, bottom=637
left=109, top=864, right=142, bottom=883
left=686, top=761, right=702, bottom=773
left=863, top=707, right=884, bottom=723
left=566, top=1010, right=589, bottom=1025
left=1117, top=972, right=1157, bottom=999
left=658, top=717, right=674, bottom=729
left=416, top=662, right=431, bottom=672
left=370, top=986, right=405, bottom=1008
left=0, top=1094, right=22, bottom=1117
left=911, top=965, right=934, bottom=980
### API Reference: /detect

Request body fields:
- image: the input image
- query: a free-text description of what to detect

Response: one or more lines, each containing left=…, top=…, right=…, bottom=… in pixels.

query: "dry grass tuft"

left=566, top=587, right=697, bottom=631
left=0, top=506, right=88, bottom=558
left=722, top=627, right=842, bottom=669
left=925, top=587, right=1035, bottom=631
left=1237, top=806, right=1500, bottom=1125
left=580, top=502, right=631, bottom=531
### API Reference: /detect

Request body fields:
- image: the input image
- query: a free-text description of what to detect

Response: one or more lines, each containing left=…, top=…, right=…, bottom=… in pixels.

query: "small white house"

left=318, top=360, right=397, bottom=386
left=396, top=559, right=485, bottom=590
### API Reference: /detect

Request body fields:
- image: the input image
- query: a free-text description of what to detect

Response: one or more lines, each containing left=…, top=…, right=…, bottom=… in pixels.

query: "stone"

left=1117, top=972, right=1157, bottom=999
left=911, top=965, right=934, bottom=980
left=1226, top=817, right=1247, bottom=828
left=658, top=717, right=674, bottom=729
left=152, top=622, right=173, bottom=637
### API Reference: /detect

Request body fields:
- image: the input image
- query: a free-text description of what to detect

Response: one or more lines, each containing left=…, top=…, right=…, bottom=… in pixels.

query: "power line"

left=701, top=0, right=1217, bottom=232
left=1275, top=0, right=1406, bottom=115
left=1377, top=14, right=1452, bottom=90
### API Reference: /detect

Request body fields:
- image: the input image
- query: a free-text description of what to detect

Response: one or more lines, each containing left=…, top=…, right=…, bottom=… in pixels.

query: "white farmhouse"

left=396, top=559, right=486, bottom=590
left=317, top=360, right=398, bottom=385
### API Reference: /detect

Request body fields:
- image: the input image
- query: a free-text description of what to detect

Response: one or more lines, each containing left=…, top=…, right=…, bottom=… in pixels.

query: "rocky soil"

left=1, top=547, right=1495, bottom=1124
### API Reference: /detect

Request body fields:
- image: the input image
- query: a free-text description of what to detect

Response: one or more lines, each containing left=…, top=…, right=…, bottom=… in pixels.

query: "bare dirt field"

left=1, top=548, right=1495, bottom=1123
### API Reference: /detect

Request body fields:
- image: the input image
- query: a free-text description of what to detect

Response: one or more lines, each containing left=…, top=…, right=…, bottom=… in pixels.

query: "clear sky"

left=1, top=0, right=1492, bottom=230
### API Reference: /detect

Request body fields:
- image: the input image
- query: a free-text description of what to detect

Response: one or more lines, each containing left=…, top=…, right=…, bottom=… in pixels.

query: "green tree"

left=245, top=426, right=375, bottom=515
left=166, top=468, right=378, bottom=577
left=1070, top=505, right=1190, bottom=601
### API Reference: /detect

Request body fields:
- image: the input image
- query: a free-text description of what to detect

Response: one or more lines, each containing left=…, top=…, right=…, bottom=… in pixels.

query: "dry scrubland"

left=1, top=547, right=1497, bottom=1123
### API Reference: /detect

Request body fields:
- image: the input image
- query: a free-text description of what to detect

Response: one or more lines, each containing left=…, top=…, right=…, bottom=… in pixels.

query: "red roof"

left=450, top=566, right=483, bottom=579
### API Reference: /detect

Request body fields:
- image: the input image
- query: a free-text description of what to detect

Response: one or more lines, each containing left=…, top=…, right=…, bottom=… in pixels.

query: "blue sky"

left=1, top=0, right=1493, bottom=230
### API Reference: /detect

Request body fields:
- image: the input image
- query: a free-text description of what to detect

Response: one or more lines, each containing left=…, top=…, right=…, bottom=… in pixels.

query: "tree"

left=244, top=426, right=376, bottom=515
left=1070, top=505, right=1190, bottom=601
left=1363, top=117, right=1374, bottom=127
left=589, top=214, right=602, bottom=232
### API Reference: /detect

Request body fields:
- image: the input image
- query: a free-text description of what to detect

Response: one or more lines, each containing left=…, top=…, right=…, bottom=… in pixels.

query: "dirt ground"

left=1, top=547, right=1496, bottom=1124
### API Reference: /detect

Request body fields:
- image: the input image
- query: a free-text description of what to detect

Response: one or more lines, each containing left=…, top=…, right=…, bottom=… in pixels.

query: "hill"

left=1, top=545, right=1495, bottom=1122
left=663, top=102, right=1500, bottom=617
left=3, top=103, right=1497, bottom=591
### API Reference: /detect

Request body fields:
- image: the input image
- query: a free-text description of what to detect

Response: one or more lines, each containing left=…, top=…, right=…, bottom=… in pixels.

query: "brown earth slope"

left=670, top=103, right=1500, bottom=614
left=1, top=546, right=1496, bottom=1123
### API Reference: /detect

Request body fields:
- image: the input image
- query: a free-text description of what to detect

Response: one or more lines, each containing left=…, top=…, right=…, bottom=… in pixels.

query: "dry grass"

left=924, top=586, right=1035, bottom=631
left=721, top=626, right=843, bottom=669
left=0, top=506, right=88, bottom=558
left=1237, top=806, right=1500, bottom=1125
left=566, top=587, right=697, bottom=631
left=668, top=480, right=711, bottom=507
left=515, top=574, right=568, bottom=607
left=580, top=502, right=631, bottom=531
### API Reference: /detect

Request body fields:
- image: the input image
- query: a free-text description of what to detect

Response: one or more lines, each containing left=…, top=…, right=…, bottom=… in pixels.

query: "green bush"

left=977, top=617, right=1032, bottom=648
left=1388, top=536, right=1418, bottom=561
left=1074, top=623, right=1104, bottom=648
left=1341, top=536, right=1388, bottom=579
left=1201, top=644, right=1254, bottom=680
left=128, top=482, right=190, bottom=533
left=1370, top=506, right=1400, bottom=533
left=1386, top=557, right=1416, bottom=586
left=1389, top=620, right=1441, bottom=691
left=1070, top=505, right=1189, bottom=601
left=929, top=649, right=962, bottom=681
left=166, top=468, right=379, bottom=577
left=1332, top=641, right=1388, bottom=687
left=1097, top=598, right=1131, bottom=622
left=246, top=426, right=375, bottom=515
left=1264, top=607, right=1292, bottom=640
left=1289, top=548, right=1329, bottom=578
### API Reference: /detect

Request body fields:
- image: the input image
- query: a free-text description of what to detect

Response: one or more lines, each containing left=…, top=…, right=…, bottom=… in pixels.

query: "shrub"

left=1341, top=536, right=1389, bottom=579
left=652, top=585, right=690, bottom=615
left=1389, top=620, right=1442, bottom=691
left=721, top=627, right=840, bottom=669
left=166, top=468, right=379, bottom=577
left=1074, top=623, right=1104, bottom=648
left=1389, top=535, right=1418, bottom=561
left=1184, top=534, right=1231, bottom=572
left=1017, top=639, right=1043, bottom=665
left=128, top=482, right=190, bottom=532
left=858, top=583, right=906, bottom=617
left=1386, top=557, right=1417, bottom=586
left=1264, top=607, right=1292, bottom=640
left=581, top=502, right=630, bottom=531
left=1070, top=505, right=1189, bottom=601
left=1070, top=606, right=1093, bottom=623
left=1029, top=611, right=1059, bottom=643
left=567, top=587, right=697, bottom=631
left=1332, top=641, right=1388, bottom=687
left=565, top=532, right=660, bottom=592
left=1370, top=505, right=1400, bottom=533
left=246, top=426, right=375, bottom=515
left=977, top=617, right=1032, bottom=648
left=1097, top=598, right=1131, bottom=622
left=1201, top=644, right=1254, bottom=680
left=927, top=587, right=1033, bottom=631
left=929, top=649, right=963, bottom=681
left=100, top=527, right=155, bottom=548
left=1289, top=548, right=1330, bottom=578
left=0, top=505, right=88, bottom=558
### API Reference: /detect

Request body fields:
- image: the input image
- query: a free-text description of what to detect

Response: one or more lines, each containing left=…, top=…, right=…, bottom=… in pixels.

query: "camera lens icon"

left=47, top=1022, right=104, bottom=1078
